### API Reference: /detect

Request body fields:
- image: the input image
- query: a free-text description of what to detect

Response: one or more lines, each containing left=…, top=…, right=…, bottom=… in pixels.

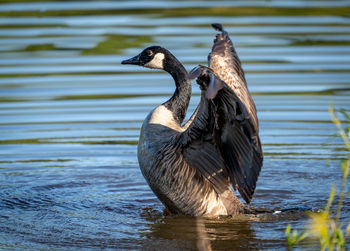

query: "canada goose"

left=121, top=23, right=263, bottom=216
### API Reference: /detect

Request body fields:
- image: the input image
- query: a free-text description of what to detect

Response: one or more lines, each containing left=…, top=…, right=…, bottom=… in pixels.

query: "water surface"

left=1, top=0, right=350, bottom=250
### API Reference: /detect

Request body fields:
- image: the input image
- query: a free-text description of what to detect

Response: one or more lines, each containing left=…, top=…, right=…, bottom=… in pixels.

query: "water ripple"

left=1, top=0, right=349, bottom=250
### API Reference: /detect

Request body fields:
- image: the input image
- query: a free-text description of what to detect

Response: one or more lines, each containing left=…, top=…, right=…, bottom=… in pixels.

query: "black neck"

left=162, top=52, right=192, bottom=125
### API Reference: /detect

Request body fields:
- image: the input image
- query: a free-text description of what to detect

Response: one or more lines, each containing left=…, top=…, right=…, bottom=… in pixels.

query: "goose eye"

left=146, top=50, right=153, bottom=57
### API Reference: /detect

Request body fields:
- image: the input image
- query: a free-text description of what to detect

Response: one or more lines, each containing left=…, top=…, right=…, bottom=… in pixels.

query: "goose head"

left=121, top=46, right=167, bottom=70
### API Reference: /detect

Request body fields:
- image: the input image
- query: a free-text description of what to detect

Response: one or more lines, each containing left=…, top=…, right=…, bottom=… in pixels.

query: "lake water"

left=1, top=0, right=350, bottom=250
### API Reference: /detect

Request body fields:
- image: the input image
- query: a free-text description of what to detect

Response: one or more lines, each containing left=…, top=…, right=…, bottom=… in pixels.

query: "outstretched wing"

left=180, top=67, right=262, bottom=204
left=208, top=23, right=259, bottom=130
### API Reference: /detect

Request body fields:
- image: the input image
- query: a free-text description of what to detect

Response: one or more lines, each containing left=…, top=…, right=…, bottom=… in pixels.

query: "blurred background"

left=0, top=0, right=349, bottom=250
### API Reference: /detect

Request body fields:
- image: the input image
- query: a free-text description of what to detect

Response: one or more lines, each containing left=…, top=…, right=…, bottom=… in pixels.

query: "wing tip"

left=211, top=23, right=229, bottom=41
left=211, top=23, right=223, bottom=32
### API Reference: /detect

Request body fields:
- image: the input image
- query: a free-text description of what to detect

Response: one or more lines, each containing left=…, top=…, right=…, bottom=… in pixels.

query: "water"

left=1, top=0, right=350, bottom=250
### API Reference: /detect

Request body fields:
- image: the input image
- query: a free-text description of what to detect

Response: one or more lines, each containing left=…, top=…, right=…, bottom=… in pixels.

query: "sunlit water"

left=0, top=0, right=350, bottom=250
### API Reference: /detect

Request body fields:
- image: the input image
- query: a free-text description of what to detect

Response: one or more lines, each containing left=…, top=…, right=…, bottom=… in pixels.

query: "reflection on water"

left=0, top=0, right=350, bottom=250
left=141, top=213, right=260, bottom=250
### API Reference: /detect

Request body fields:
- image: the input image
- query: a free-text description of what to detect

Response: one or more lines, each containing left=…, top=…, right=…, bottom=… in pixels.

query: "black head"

left=121, top=46, right=167, bottom=69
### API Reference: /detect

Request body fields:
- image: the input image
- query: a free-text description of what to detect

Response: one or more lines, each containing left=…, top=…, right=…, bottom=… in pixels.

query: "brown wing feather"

left=208, top=23, right=259, bottom=130
left=208, top=24, right=263, bottom=202
left=180, top=93, right=230, bottom=195
left=212, top=79, right=263, bottom=203
left=181, top=68, right=263, bottom=203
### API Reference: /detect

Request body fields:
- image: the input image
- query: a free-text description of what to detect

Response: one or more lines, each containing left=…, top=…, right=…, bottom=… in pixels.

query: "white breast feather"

left=149, top=105, right=174, bottom=124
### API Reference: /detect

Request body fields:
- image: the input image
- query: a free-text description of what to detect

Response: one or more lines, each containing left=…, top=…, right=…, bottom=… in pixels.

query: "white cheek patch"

left=144, top=53, right=165, bottom=69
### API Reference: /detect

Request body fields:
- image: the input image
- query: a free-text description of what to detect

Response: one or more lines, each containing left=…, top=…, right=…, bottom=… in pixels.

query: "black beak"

left=121, top=54, right=141, bottom=65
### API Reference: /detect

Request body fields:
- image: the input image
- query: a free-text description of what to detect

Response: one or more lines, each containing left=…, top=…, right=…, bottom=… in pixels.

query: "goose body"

left=138, top=106, right=232, bottom=216
left=121, top=24, right=263, bottom=216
